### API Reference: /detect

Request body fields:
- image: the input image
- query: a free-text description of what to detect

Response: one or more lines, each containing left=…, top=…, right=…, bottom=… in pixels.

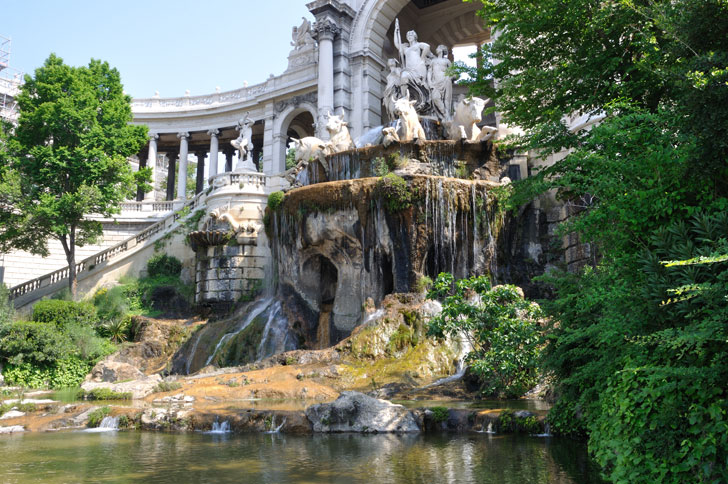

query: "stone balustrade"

left=131, top=83, right=269, bottom=113
left=8, top=191, right=206, bottom=304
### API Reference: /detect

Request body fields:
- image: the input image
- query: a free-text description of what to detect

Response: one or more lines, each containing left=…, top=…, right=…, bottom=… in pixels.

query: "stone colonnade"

left=140, top=121, right=266, bottom=201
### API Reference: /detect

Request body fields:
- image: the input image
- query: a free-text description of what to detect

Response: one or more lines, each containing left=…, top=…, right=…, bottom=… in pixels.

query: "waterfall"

left=256, top=301, right=297, bottom=360
left=205, top=298, right=274, bottom=367
left=84, top=416, right=119, bottom=433
left=185, top=329, right=205, bottom=375
left=361, top=309, right=385, bottom=326
left=205, top=419, right=231, bottom=434
left=355, top=126, right=384, bottom=148
left=534, top=422, right=552, bottom=437
left=422, top=331, right=472, bottom=388
left=264, top=415, right=286, bottom=434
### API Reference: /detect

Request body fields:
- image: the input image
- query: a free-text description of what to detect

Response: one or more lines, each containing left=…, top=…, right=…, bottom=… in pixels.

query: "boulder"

left=0, top=425, right=24, bottom=434
left=305, top=391, right=419, bottom=433
left=0, top=410, right=26, bottom=420
left=81, top=374, right=162, bottom=400
left=88, top=361, right=145, bottom=383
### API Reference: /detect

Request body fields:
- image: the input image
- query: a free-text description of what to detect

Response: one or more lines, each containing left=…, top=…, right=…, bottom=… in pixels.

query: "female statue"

left=428, top=45, right=454, bottom=119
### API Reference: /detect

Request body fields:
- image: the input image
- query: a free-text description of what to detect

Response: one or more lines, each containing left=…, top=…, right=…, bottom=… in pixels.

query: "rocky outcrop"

left=271, top=176, right=500, bottom=348
left=305, top=391, right=419, bottom=433
left=87, top=316, right=191, bottom=383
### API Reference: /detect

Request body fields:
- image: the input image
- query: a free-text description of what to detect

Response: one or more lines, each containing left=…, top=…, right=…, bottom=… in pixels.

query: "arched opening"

left=350, top=0, right=488, bottom=131
left=275, top=106, right=317, bottom=172
left=302, top=254, right=339, bottom=348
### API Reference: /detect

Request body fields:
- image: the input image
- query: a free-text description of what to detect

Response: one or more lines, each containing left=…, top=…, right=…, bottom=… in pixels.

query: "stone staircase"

left=8, top=193, right=205, bottom=309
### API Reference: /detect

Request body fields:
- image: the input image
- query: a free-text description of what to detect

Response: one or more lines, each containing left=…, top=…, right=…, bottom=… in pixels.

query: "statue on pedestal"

left=231, top=113, right=256, bottom=172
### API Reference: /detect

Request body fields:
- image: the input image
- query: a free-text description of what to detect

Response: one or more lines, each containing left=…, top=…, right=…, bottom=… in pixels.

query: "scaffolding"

left=0, top=34, right=22, bottom=123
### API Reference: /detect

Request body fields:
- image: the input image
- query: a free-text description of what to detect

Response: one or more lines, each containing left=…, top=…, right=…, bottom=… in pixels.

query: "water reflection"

left=0, top=431, right=604, bottom=483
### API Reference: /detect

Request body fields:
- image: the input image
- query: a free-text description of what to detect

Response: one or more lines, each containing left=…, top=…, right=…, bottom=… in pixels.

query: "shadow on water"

left=0, top=431, right=605, bottom=483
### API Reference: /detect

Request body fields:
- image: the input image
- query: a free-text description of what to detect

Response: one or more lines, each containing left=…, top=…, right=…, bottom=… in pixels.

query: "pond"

left=0, top=430, right=605, bottom=483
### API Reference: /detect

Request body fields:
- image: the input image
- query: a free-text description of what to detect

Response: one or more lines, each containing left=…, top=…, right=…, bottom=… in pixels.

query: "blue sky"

left=2, top=0, right=313, bottom=98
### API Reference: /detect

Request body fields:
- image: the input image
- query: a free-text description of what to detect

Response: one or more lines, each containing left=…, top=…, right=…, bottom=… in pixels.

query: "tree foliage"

left=0, top=54, right=149, bottom=296
left=459, top=0, right=728, bottom=480
left=427, top=273, right=542, bottom=398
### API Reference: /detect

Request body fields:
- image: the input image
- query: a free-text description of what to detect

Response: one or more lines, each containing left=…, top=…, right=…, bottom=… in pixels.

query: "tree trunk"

left=59, top=230, right=78, bottom=300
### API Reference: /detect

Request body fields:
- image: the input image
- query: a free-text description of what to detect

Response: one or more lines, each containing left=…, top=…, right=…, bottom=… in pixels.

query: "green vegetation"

left=147, top=253, right=182, bottom=278
left=0, top=255, right=189, bottom=389
left=373, top=152, right=405, bottom=177
left=285, top=148, right=297, bottom=170
left=267, top=191, right=285, bottom=211
left=153, top=381, right=182, bottom=393
left=81, top=388, right=132, bottom=401
left=0, top=54, right=149, bottom=298
left=375, top=173, right=412, bottom=213
left=458, top=0, right=728, bottom=480
left=87, top=406, right=111, bottom=428
left=427, top=274, right=542, bottom=398
left=430, top=406, right=449, bottom=424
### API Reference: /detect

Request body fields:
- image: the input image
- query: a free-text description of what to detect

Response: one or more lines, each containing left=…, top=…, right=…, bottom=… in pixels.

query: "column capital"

left=177, top=132, right=190, bottom=139
left=313, top=18, right=340, bottom=42
left=207, top=128, right=220, bottom=137
left=149, top=132, right=159, bottom=141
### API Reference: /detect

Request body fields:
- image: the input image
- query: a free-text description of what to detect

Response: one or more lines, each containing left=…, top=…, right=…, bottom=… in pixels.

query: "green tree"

left=427, top=273, right=543, bottom=398
left=0, top=54, right=149, bottom=297
left=459, top=0, right=728, bottom=480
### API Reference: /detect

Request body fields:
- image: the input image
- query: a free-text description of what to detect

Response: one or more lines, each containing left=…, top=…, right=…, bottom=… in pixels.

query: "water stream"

left=0, top=431, right=605, bottom=483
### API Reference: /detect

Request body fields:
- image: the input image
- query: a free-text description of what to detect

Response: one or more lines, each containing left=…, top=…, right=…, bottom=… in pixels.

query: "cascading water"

left=355, top=126, right=384, bottom=148
left=256, top=301, right=297, bottom=360
left=84, top=416, right=119, bottom=433
left=205, top=298, right=274, bottom=367
left=263, top=415, right=286, bottom=434
left=205, top=419, right=231, bottom=434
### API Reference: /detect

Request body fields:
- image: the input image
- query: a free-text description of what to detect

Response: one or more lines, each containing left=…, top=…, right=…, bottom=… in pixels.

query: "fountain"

left=174, top=22, right=552, bottom=374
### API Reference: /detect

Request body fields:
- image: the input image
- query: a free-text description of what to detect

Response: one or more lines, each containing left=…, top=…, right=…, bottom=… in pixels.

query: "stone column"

left=195, top=150, right=206, bottom=194
left=314, top=19, right=340, bottom=140
left=272, top=133, right=288, bottom=174
left=165, top=150, right=178, bottom=201
left=145, top=133, right=159, bottom=201
left=176, top=132, right=189, bottom=200
left=136, top=145, right=148, bottom=202
left=223, top=147, right=234, bottom=173
left=262, top=110, right=275, bottom=175
left=207, top=129, right=219, bottom=179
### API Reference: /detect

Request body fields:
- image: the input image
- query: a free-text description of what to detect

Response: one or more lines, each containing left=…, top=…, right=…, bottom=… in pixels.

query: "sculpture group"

left=286, top=19, right=498, bottom=173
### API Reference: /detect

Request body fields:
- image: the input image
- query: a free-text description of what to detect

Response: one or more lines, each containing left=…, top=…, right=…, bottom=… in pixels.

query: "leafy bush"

left=32, top=300, right=97, bottom=329
left=0, top=321, right=74, bottom=365
left=430, top=406, right=449, bottom=423
left=87, top=406, right=111, bottom=428
left=146, top=254, right=182, bottom=278
left=0, top=284, right=14, bottom=332
left=375, top=173, right=412, bottom=213
left=591, top=367, right=727, bottom=483
left=3, top=357, right=92, bottom=389
left=82, top=388, right=132, bottom=400
left=427, top=274, right=543, bottom=398
left=268, top=191, right=285, bottom=210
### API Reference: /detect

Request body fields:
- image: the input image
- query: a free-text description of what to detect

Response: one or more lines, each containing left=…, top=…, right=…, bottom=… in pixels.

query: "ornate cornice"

left=274, top=92, right=318, bottom=113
